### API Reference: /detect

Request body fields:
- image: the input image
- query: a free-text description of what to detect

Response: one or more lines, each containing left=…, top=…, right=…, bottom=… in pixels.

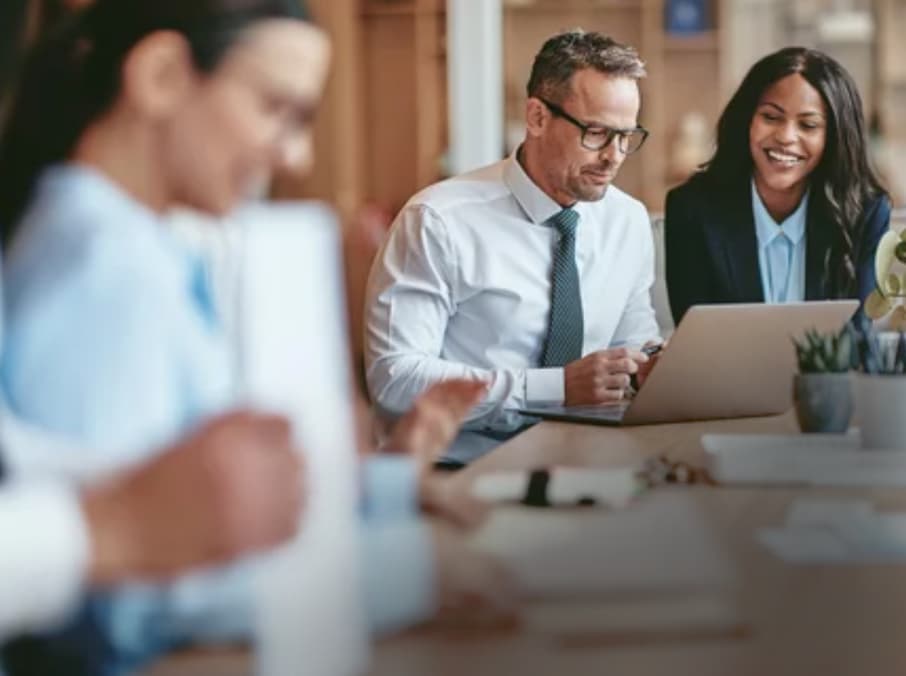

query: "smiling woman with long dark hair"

left=665, top=47, right=890, bottom=325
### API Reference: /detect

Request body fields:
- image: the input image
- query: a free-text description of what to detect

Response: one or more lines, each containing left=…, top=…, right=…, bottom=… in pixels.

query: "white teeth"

left=766, top=149, right=804, bottom=167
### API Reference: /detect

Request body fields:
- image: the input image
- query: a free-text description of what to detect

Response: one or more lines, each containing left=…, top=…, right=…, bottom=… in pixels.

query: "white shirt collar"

left=751, top=178, right=808, bottom=249
left=503, top=147, right=578, bottom=225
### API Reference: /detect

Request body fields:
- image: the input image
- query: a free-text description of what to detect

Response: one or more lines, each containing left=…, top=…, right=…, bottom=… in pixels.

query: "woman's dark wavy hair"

left=701, top=46, right=887, bottom=297
left=0, top=0, right=311, bottom=243
left=0, top=2, right=31, bottom=100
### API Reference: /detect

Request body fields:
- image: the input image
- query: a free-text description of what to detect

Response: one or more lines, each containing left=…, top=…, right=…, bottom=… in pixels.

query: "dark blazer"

left=665, top=173, right=892, bottom=325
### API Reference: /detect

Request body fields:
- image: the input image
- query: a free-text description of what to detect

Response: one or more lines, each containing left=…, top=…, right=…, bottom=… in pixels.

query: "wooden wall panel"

left=361, top=0, right=447, bottom=212
left=364, top=13, right=420, bottom=210
left=661, top=45, right=722, bottom=187
left=287, top=0, right=729, bottom=216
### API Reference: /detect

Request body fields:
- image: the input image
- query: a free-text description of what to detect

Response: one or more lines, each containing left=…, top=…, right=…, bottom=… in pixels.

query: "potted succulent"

left=792, top=326, right=854, bottom=433
left=850, top=318, right=906, bottom=450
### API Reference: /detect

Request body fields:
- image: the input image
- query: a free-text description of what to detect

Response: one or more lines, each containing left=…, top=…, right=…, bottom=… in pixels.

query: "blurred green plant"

left=850, top=314, right=906, bottom=376
left=866, top=227, right=906, bottom=328
left=793, top=326, right=853, bottom=374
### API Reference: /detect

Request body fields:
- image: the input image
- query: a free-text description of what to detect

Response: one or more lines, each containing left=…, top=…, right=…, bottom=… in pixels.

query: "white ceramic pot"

left=853, top=372, right=906, bottom=450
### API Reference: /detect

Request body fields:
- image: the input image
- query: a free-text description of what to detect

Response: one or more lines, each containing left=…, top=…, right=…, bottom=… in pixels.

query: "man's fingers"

left=246, top=414, right=293, bottom=448
left=424, top=379, right=488, bottom=406
left=447, top=493, right=490, bottom=530
left=620, top=349, right=649, bottom=364
left=593, top=386, right=625, bottom=403
left=609, top=358, right=639, bottom=375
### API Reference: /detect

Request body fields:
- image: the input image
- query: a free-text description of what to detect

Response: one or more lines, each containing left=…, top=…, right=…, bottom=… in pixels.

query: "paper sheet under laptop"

left=238, top=203, right=368, bottom=676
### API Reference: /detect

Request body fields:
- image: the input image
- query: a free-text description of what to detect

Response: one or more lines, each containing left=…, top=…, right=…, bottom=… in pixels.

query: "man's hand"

left=420, top=474, right=489, bottom=531
left=634, top=341, right=666, bottom=389
left=82, top=411, right=304, bottom=585
left=387, top=379, right=488, bottom=465
left=430, top=524, right=520, bottom=630
left=563, top=348, right=649, bottom=405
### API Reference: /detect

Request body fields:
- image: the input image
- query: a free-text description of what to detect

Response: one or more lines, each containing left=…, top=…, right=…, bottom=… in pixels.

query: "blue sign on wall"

left=665, top=0, right=709, bottom=34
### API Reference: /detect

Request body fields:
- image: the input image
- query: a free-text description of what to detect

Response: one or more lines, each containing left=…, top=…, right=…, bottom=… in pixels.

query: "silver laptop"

left=519, top=300, right=858, bottom=426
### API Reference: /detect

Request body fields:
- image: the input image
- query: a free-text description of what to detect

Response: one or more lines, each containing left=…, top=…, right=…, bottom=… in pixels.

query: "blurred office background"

left=289, top=0, right=906, bottom=218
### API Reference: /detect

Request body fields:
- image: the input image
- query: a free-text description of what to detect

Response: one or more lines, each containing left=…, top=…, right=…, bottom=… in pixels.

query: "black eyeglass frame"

left=537, top=97, right=649, bottom=155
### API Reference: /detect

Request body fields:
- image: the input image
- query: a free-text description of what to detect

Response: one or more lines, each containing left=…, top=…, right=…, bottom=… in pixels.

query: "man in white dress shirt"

left=365, top=30, right=662, bottom=458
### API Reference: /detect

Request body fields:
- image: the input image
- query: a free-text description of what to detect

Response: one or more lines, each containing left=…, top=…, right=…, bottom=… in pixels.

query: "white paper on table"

left=472, top=471, right=529, bottom=503
left=758, top=498, right=906, bottom=564
left=702, top=432, right=906, bottom=487
left=471, top=492, right=736, bottom=599
left=237, top=203, right=368, bottom=676
left=546, top=467, right=639, bottom=507
left=757, top=526, right=854, bottom=564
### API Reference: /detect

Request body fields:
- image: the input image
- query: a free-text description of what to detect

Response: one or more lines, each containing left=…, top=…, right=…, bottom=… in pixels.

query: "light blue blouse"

left=1, top=165, right=433, bottom=670
left=751, top=179, right=808, bottom=304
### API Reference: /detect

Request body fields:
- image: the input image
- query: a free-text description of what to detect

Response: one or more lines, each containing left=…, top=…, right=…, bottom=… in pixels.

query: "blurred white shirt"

left=0, top=260, right=97, bottom=642
left=365, top=150, right=660, bottom=426
left=0, top=420, right=90, bottom=641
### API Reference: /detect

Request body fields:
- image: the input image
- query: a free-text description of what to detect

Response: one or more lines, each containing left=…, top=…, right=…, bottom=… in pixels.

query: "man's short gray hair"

left=526, top=29, right=646, bottom=103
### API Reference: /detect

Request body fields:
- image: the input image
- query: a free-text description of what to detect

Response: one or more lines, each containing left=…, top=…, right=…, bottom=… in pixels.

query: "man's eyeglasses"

left=538, top=97, right=649, bottom=155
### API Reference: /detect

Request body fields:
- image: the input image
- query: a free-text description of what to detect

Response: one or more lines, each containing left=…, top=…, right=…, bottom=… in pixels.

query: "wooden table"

left=151, top=414, right=906, bottom=676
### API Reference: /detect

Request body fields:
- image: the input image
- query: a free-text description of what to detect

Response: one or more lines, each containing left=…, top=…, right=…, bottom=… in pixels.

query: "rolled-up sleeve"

left=2, top=414, right=128, bottom=485
left=365, top=205, right=560, bottom=422
left=0, top=482, right=89, bottom=640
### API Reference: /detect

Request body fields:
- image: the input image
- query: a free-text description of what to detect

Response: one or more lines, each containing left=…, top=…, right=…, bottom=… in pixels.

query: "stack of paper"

left=702, top=432, right=906, bottom=487
left=759, top=498, right=906, bottom=564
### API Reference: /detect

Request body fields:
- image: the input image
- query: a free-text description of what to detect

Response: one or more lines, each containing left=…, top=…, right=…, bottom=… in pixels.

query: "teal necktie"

left=541, top=208, right=584, bottom=367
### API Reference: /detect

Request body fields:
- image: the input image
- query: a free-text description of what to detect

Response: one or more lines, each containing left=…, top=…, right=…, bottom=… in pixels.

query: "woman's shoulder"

left=863, top=191, right=892, bottom=222
left=666, top=170, right=727, bottom=210
left=6, top=172, right=183, bottom=304
left=10, top=220, right=164, bottom=294
left=854, top=192, right=893, bottom=249
left=666, top=171, right=739, bottom=224
left=3, top=214, right=181, bottom=347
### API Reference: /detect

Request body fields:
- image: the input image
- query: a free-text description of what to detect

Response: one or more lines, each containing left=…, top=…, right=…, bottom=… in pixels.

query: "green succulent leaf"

left=794, top=325, right=854, bottom=373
